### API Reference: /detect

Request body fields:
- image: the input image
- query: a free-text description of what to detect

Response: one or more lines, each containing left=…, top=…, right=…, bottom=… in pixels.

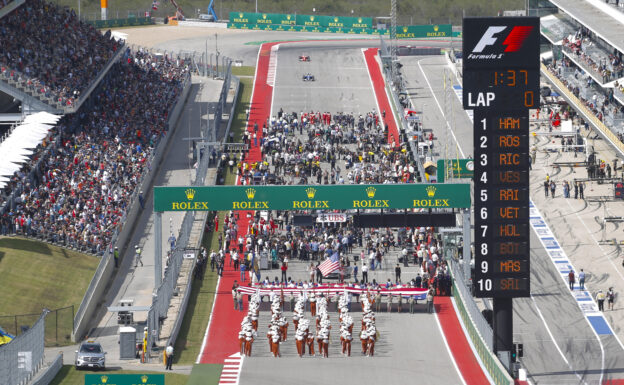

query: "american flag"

left=319, top=252, right=340, bottom=277
left=152, top=1, right=159, bottom=10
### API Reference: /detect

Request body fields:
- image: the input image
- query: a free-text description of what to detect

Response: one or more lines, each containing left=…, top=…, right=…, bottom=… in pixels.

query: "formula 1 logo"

left=468, top=25, right=534, bottom=59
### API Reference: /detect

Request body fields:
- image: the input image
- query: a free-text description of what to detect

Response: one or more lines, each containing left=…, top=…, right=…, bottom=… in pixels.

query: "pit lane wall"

left=451, top=269, right=515, bottom=385
left=228, top=12, right=452, bottom=38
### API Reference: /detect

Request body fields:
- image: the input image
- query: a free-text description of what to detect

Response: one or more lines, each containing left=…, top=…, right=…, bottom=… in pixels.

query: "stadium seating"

left=0, top=49, right=190, bottom=255
left=0, top=0, right=123, bottom=109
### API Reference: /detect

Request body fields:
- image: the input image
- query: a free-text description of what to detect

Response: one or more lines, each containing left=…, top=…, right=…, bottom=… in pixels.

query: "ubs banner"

left=228, top=12, right=451, bottom=38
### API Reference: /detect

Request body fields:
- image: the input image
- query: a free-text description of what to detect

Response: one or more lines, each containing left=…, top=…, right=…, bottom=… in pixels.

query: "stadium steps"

left=0, top=76, right=63, bottom=114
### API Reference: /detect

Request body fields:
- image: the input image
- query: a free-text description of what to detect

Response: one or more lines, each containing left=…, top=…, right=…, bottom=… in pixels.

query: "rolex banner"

left=227, top=13, right=451, bottom=39
left=153, top=184, right=470, bottom=212
left=85, top=374, right=164, bottom=385
left=230, top=12, right=296, bottom=26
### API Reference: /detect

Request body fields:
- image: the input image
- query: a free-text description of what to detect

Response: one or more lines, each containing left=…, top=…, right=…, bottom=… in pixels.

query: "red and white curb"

left=266, top=45, right=279, bottom=87
left=218, top=352, right=244, bottom=385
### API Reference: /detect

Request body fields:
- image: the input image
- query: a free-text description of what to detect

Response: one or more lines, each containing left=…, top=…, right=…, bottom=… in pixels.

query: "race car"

left=302, top=73, right=315, bottom=81
left=299, top=55, right=311, bottom=62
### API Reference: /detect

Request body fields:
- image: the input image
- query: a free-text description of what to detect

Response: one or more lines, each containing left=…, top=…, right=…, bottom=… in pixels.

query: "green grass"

left=0, top=237, right=99, bottom=345
left=171, top=76, right=252, bottom=365
left=187, top=364, right=223, bottom=385
left=49, top=366, right=189, bottom=385
left=231, top=66, right=255, bottom=77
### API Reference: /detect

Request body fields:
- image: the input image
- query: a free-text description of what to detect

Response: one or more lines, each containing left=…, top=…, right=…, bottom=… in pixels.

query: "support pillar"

left=462, top=209, right=471, bottom=285
left=493, top=298, right=513, bottom=370
left=154, top=211, right=162, bottom=288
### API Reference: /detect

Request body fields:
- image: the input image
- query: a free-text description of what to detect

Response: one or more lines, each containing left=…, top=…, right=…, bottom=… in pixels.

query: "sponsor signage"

left=153, top=184, right=471, bottom=212
left=227, top=14, right=448, bottom=38
left=85, top=374, right=164, bottom=385
left=436, top=159, right=474, bottom=182
left=317, top=213, right=348, bottom=223
left=294, top=14, right=372, bottom=29
left=229, top=12, right=296, bottom=25
left=395, top=24, right=452, bottom=38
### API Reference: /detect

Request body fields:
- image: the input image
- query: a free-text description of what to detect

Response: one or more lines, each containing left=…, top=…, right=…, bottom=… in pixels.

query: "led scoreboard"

left=463, top=17, right=539, bottom=298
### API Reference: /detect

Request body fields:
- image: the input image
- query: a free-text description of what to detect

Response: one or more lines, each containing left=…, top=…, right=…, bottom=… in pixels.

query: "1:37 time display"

left=492, top=69, right=530, bottom=86
left=463, top=68, right=539, bottom=109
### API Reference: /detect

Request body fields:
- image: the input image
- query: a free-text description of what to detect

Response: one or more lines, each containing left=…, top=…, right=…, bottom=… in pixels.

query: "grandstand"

left=538, top=0, right=624, bottom=144
left=0, top=1, right=192, bottom=257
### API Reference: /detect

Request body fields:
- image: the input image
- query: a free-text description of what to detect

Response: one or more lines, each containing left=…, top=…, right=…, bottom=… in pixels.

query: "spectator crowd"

left=210, top=107, right=452, bottom=301
left=562, top=29, right=624, bottom=83
left=0, top=0, right=122, bottom=106
left=546, top=57, right=624, bottom=135
left=0, top=46, right=190, bottom=254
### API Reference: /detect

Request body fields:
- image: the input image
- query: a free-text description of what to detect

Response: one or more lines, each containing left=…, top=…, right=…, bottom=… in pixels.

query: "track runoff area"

left=162, top=39, right=497, bottom=385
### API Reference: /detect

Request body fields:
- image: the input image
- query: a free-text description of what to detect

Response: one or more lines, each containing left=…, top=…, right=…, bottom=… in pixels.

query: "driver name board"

left=153, top=184, right=470, bottom=212
left=463, top=17, right=538, bottom=299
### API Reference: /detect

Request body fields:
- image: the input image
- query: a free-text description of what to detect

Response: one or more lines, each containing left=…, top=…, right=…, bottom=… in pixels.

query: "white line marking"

left=216, top=353, right=245, bottom=385
left=530, top=202, right=605, bottom=384
left=529, top=294, right=587, bottom=384
left=196, top=273, right=221, bottom=363
left=418, top=59, right=465, bottom=158
left=432, top=300, right=471, bottom=385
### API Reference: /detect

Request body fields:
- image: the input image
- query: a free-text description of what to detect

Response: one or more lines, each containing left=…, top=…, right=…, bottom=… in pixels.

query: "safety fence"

left=0, top=306, right=74, bottom=347
left=541, top=63, right=624, bottom=156
left=146, top=62, right=234, bottom=357
left=0, top=311, right=46, bottom=385
left=32, top=352, right=63, bottom=385
left=126, top=43, right=231, bottom=80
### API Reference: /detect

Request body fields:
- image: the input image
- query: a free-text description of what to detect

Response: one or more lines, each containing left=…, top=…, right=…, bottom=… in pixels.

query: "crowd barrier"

left=32, top=353, right=63, bottom=385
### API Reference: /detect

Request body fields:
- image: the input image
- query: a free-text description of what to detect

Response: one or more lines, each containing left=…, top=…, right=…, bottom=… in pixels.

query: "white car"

left=75, top=341, right=106, bottom=370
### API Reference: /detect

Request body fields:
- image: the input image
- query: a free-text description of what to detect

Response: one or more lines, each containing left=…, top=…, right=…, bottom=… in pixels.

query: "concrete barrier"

left=31, top=353, right=63, bottom=385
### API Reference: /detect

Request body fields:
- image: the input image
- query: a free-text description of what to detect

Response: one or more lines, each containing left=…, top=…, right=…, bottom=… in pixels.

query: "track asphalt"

left=197, top=40, right=492, bottom=385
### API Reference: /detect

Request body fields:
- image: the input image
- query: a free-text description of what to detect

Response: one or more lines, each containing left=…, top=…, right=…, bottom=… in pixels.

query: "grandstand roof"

left=549, top=0, right=624, bottom=55
left=0, top=112, right=59, bottom=188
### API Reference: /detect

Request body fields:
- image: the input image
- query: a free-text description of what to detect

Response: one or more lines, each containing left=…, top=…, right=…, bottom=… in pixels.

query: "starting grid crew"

left=238, top=293, right=260, bottom=357
left=339, top=293, right=354, bottom=357
left=235, top=287, right=382, bottom=358
left=360, top=294, right=377, bottom=356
